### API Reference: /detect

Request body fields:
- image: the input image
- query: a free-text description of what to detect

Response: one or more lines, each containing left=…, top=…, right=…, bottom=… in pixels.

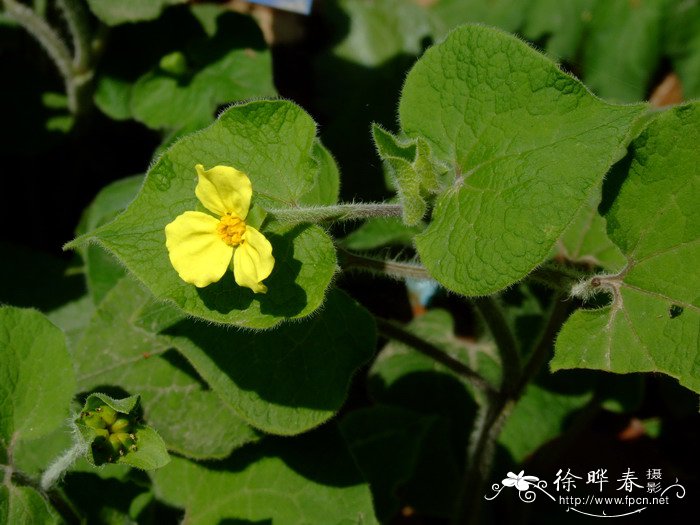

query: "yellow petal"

left=232, top=226, right=275, bottom=294
left=165, top=211, right=233, bottom=287
left=195, top=164, right=252, bottom=219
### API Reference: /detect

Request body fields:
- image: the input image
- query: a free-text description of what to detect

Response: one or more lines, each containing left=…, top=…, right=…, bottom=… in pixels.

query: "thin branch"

left=338, top=248, right=431, bottom=281
left=516, top=294, right=572, bottom=393
left=57, top=0, right=92, bottom=71
left=528, top=262, right=587, bottom=293
left=268, top=202, right=403, bottom=224
left=471, top=296, right=520, bottom=392
left=375, top=317, right=497, bottom=397
left=453, top=398, right=514, bottom=525
left=453, top=294, right=572, bottom=525
left=2, top=0, right=76, bottom=109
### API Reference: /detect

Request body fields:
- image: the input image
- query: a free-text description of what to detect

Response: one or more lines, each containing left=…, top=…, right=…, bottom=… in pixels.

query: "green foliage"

left=164, top=289, right=376, bottom=435
left=151, top=426, right=378, bottom=524
left=3, top=3, right=699, bottom=523
left=68, top=100, right=339, bottom=328
left=554, top=188, right=626, bottom=271
left=0, top=307, right=75, bottom=447
left=94, top=8, right=275, bottom=133
left=400, top=25, right=646, bottom=296
left=75, top=392, right=170, bottom=470
left=553, top=103, right=700, bottom=393
left=87, top=0, right=184, bottom=25
left=73, top=276, right=258, bottom=458
left=0, top=485, right=61, bottom=524
left=372, top=124, right=444, bottom=226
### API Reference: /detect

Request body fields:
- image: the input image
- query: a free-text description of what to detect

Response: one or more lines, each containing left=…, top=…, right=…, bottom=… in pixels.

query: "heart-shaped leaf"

left=399, top=24, right=647, bottom=296
left=68, top=100, right=339, bottom=328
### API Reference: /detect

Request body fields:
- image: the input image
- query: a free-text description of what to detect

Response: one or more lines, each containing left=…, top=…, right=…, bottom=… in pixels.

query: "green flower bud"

left=111, top=418, right=131, bottom=433
left=115, top=432, right=136, bottom=451
left=83, top=411, right=107, bottom=430
left=98, top=405, right=118, bottom=426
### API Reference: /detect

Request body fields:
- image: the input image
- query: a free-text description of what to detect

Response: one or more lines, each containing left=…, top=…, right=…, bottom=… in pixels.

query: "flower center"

left=217, top=215, right=246, bottom=246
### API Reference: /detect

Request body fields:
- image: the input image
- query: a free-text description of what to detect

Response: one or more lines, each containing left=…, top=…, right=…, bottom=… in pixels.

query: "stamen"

left=217, top=214, right=246, bottom=246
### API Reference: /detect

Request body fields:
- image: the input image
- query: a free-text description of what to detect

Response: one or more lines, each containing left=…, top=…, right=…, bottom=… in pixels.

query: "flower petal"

left=195, top=164, right=252, bottom=219
left=165, top=211, right=233, bottom=287
left=232, top=226, right=274, bottom=294
left=502, top=478, right=517, bottom=487
left=516, top=479, right=530, bottom=491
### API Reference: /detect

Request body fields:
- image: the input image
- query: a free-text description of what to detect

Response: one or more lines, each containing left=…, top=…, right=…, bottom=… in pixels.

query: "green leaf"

left=0, top=485, right=60, bottom=525
left=130, top=13, right=275, bottom=131
left=554, top=186, right=626, bottom=271
left=94, top=10, right=275, bottom=133
left=76, top=393, right=170, bottom=470
left=299, top=141, right=340, bottom=206
left=429, top=0, right=527, bottom=38
left=330, top=0, right=432, bottom=67
left=521, top=0, right=595, bottom=60
left=314, top=0, right=433, bottom=201
left=73, top=276, right=258, bottom=459
left=87, top=0, right=184, bottom=25
left=553, top=104, right=700, bottom=393
left=400, top=25, right=647, bottom=296
left=372, top=125, right=445, bottom=225
left=582, top=0, right=667, bottom=102
left=69, top=100, right=338, bottom=328
left=0, top=307, right=75, bottom=448
left=163, top=288, right=376, bottom=435
left=371, top=310, right=500, bottom=405
left=664, top=0, right=700, bottom=98
left=151, top=425, right=378, bottom=524
left=498, top=373, right=594, bottom=462
left=77, top=175, right=143, bottom=304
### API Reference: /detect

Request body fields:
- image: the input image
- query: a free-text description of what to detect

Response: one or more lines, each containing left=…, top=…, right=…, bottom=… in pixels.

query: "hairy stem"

left=2, top=0, right=93, bottom=114
left=471, top=296, right=520, bottom=392
left=57, top=0, right=91, bottom=70
left=453, top=294, right=572, bottom=525
left=338, top=248, right=431, bottom=281
left=516, top=294, right=571, bottom=393
left=376, top=317, right=497, bottom=397
left=529, top=262, right=587, bottom=293
left=268, top=202, right=403, bottom=224
left=453, top=397, right=514, bottom=525
left=41, top=441, right=86, bottom=490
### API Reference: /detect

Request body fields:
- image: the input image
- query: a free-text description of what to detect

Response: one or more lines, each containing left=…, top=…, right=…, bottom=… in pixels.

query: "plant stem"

left=338, top=248, right=431, bottom=281
left=528, top=262, right=587, bottom=293
left=375, top=317, right=497, bottom=397
left=57, top=0, right=91, bottom=70
left=453, top=294, right=572, bottom=525
left=471, top=296, right=520, bottom=392
left=2, top=0, right=93, bottom=115
left=453, top=397, right=514, bottom=525
left=516, top=294, right=571, bottom=393
left=41, top=441, right=85, bottom=490
left=268, top=202, right=403, bottom=224
left=3, top=0, right=73, bottom=89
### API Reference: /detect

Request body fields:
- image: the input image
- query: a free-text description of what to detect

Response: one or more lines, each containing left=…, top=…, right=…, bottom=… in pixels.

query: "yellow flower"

left=165, top=164, right=274, bottom=293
